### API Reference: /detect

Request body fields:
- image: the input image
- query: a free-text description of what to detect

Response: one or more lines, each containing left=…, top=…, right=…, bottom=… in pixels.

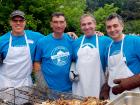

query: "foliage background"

left=0, top=0, right=140, bottom=36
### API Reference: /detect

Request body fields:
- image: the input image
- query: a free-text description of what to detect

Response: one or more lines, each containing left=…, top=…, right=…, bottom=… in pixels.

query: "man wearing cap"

left=0, top=10, right=44, bottom=89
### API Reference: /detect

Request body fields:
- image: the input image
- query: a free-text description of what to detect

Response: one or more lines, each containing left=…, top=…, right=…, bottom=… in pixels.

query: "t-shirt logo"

left=51, top=46, right=70, bottom=66
left=81, top=43, right=95, bottom=48
left=111, top=50, right=120, bottom=56
left=79, top=43, right=96, bottom=62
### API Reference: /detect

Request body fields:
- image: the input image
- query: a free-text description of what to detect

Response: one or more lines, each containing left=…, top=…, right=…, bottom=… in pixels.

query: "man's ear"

left=24, top=20, right=26, bottom=24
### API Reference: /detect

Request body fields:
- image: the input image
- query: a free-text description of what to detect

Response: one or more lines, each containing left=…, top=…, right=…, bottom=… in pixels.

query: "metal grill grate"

left=0, top=86, right=83, bottom=105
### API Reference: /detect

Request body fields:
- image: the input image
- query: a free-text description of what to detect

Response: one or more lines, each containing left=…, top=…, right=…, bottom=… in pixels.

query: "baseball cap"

left=10, top=10, right=25, bottom=19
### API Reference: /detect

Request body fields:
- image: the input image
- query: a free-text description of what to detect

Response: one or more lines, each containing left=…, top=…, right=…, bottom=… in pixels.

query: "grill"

left=0, top=86, right=83, bottom=105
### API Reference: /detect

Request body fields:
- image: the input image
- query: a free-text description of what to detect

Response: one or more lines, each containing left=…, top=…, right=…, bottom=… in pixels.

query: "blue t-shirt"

left=0, top=30, right=44, bottom=62
left=105, top=35, right=140, bottom=74
left=72, top=35, right=112, bottom=71
left=35, top=33, right=74, bottom=92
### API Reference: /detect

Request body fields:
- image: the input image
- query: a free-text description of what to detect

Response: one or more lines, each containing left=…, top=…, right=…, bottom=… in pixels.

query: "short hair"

left=51, top=12, right=65, bottom=20
left=106, top=13, right=124, bottom=25
left=80, top=14, right=96, bottom=23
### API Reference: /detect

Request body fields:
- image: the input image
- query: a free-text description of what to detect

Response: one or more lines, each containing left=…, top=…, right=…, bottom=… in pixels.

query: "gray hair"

left=80, top=14, right=96, bottom=23
left=106, top=13, right=124, bottom=26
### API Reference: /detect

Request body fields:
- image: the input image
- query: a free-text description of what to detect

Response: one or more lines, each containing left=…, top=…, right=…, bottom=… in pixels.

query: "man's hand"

left=33, top=62, right=41, bottom=73
left=112, top=79, right=125, bottom=95
left=112, top=74, right=140, bottom=95
left=67, top=32, right=78, bottom=39
left=100, top=82, right=110, bottom=100
left=69, top=62, right=79, bottom=82
left=95, top=31, right=104, bottom=36
left=33, top=62, right=47, bottom=90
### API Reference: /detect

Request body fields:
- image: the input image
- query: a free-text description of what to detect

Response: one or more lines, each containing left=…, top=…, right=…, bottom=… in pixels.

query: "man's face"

left=106, top=17, right=124, bottom=41
left=80, top=16, right=96, bottom=36
left=50, top=16, right=66, bottom=35
left=10, top=16, right=26, bottom=35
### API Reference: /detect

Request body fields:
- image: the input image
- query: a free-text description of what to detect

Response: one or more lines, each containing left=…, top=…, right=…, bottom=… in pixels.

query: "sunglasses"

left=12, top=19, right=25, bottom=23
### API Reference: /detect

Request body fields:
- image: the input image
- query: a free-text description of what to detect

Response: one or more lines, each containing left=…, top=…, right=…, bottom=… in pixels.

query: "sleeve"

left=26, top=30, right=44, bottom=41
left=134, top=36, right=140, bottom=60
left=0, top=33, right=10, bottom=60
left=101, top=37, right=112, bottom=72
left=65, top=33, right=76, bottom=61
left=104, top=36, right=112, bottom=45
left=35, top=32, right=45, bottom=39
left=34, top=39, right=43, bottom=62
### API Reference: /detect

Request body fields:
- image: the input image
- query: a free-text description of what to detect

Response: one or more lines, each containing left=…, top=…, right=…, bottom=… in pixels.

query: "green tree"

left=86, top=0, right=127, bottom=12
left=0, top=0, right=14, bottom=35
left=56, top=0, right=86, bottom=34
left=124, top=20, right=140, bottom=34
left=0, top=0, right=86, bottom=35
left=121, top=0, right=140, bottom=20
left=93, top=4, right=119, bottom=34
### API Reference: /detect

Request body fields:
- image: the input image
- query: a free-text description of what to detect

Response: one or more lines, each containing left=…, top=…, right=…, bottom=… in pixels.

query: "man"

left=34, top=12, right=74, bottom=92
left=100, top=13, right=140, bottom=100
left=0, top=10, right=44, bottom=89
left=70, top=14, right=112, bottom=98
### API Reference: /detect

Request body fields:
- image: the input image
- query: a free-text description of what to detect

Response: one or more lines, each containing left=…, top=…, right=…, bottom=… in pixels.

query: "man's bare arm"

left=33, top=61, right=41, bottom=73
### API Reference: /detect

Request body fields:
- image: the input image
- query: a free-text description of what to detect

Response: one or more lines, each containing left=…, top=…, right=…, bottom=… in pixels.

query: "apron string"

left=80, top=34, right=99, bottom=48
left=107, top=34, right=125, bottom=67
left=10, top=31, right=29, bottom=48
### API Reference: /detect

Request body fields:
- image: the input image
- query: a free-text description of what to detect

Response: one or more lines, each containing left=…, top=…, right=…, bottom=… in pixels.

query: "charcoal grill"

left=0, top=86, right=83, bottom=105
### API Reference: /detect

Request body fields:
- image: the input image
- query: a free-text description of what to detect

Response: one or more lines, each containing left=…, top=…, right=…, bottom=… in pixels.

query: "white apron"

left=107, top=35, right=140, bottom=100
left=72, top=35, right=105, bottom=97
left=0, top=32, right=33, bottom=89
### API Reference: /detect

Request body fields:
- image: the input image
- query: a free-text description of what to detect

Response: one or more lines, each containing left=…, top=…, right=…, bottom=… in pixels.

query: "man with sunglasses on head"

left=0, top=10, right=44, bottom=89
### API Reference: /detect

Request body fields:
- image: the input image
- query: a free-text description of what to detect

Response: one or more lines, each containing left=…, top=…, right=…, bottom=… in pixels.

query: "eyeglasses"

left=12, top=19, right=25, bottom=23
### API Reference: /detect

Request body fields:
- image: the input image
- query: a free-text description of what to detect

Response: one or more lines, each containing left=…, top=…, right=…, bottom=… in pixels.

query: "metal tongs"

left=69, top=62, right=79, bottom=82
